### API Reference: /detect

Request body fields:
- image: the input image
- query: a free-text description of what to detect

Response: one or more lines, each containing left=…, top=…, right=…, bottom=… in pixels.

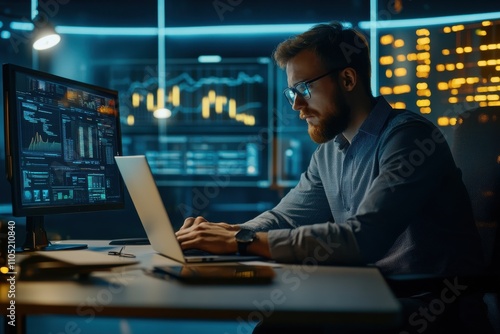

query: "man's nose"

left=291, top=94, right=307, bottom=111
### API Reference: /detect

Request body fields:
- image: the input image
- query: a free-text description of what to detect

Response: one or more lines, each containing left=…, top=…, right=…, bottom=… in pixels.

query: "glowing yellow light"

left=451, top=25, right=464, bottom=32
left=436, top=64, right=445, bottom=72
left=456, top=47, right=464, bottom=54
left=202, top=96, right=210, bottom=119
left=171, top=86, right=180, bottom=107
left=156, top=88, right=165, bottom=109
left=466, top=77, right=479, bottom=84
left=478, top=60, right=487, bottom=66
left=397, top=54, right=406, bottom=62
left=132, top=93, right=140, bottom=108
left=417, top=72, right=429, bottom=78
left=476, top=29, right=487, bottom=36
left=417, top=89, right=431, bottom=97
left=0, top=267, right=9, bottom=274
left=487, top=94, right=499, bottom=101
left=416, top=65, right=430, bottom=72
left=407, top=53, right=417, bottom=61
left=420, top=107, right=431, bottom=114
left=448, top=97, right=458, bottom=103
left=380, top=86, right=393, bottom=95
left=487, top=59, right=497, bottom=66
left=449, top=118, right=457, bottom=126
left=442, top=49, right=450, bottom=55
left=480, top=102, right=488, bottom=107
left=463, top=46, right=473, bottom=53
left=417, top=99, right=430, bottom=107
left=380, top=34, right=394, bottom=45
left=482, top=21, right=492, bottom=26
left=394, top=39, right=405, bottom=48
left=443, top=27, right=451, bottom=33
left=146, top=93, right=154, bottom=111
left=456, top=63, right=464, bottom=70
left=475, top=95, right=487, bottom=101
left=394, top=102, right=406, bottom=109
left=489, top=101, right=500, bottom=106
left=416, top=82, right=428, bottom=89
left=417, top=52, right=430, bottom=60
left=437, top=117, right=450, bottom=126
left=466, top=96, right=474, bottom=102
left=446, top=63, right=455, bottom=71
left=451, top=89, right=458, bottom=95
left=492, top=77, right=500, bottom=83
left=416, top=29, right=430, bottom=36
left=208, top=90, right=216, bottom=103
left=386, top=69, right=393, bottom=78
left=393, top=85, right=411, bottom=94
left=126, top=114, right=135, bottom=126
left=379, top=56, right=394, bottom=65
left=488, top=44, right=497, bottom=50
left=394, top=68, right=407, bottom=77
left=228, top=99, right=236, bottom=118
left=215, top=96, right=227, bottom=114
left=480, top=45, right=488, bottom=51
left=438, top=81, right=449, bottom=90
left=417, top=37, right=430, bottom=45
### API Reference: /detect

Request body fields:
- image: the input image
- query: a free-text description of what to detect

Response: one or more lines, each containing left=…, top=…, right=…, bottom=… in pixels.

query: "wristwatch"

left=235, top=228, right=257, bottom=255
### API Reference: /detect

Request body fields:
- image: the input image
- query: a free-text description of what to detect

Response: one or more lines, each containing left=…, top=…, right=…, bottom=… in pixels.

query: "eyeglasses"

left=283, top=69, right=338, bottom=105
left=108, top=246, right=136, bottom=258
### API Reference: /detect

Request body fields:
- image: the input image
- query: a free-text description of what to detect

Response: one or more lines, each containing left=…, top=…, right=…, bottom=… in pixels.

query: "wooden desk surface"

left=1, top=240, right=402, bottom=330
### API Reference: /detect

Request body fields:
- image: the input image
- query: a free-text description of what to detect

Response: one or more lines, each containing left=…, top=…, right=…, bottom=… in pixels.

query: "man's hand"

left=176, top=216, right=240, bottom=254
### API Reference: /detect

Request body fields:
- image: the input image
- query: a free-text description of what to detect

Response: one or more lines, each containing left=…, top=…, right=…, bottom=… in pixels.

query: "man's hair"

left=273, top=21, right=372, bottom=95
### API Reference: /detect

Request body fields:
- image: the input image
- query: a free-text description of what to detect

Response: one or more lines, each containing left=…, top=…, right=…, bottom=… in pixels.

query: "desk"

left=1, top=240, right=402, bottom=334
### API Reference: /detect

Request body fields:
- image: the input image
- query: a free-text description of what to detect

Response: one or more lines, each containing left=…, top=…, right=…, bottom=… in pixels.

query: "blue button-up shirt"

left=242, top=96, right=484, bottom=275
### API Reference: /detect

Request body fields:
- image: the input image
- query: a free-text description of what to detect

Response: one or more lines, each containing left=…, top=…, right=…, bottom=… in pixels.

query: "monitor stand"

left=19, top=216, right=87, bottom=252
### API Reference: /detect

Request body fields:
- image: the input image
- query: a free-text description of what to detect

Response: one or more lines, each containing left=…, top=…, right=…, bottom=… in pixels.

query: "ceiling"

left=2, top=0, right=499, bottom=30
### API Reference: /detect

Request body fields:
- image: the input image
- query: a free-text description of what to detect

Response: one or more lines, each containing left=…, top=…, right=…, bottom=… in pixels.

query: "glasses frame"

left=108, top=246, right=136, bottom=258
left=283, top=68, right=339, bottom=105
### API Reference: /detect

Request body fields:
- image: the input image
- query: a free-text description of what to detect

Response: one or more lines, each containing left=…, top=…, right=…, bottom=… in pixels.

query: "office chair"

left=384, top=106, right=500, bottom=333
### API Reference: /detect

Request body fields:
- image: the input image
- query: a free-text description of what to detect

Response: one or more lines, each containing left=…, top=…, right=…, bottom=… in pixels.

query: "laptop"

left=115, top=155, right=264, bottom=263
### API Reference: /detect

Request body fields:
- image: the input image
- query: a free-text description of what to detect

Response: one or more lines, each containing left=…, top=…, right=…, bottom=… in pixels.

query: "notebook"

left=115, top=155, right=264, bottom=263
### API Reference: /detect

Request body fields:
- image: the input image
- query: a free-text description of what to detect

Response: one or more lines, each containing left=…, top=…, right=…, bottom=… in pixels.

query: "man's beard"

left=308, top=92, right=351, bottom=144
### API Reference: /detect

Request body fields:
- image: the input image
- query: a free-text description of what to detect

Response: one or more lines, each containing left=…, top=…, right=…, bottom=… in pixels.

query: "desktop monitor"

left=2, top=64, right=124, bottom=251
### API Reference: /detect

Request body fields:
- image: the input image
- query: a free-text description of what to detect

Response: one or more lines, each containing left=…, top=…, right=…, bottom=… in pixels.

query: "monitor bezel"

left=3, top=63, right=125, bottom=217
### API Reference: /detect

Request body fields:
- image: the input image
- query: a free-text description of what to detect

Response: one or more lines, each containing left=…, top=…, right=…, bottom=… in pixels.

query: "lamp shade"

left=32, top=16, right=60, bottom=50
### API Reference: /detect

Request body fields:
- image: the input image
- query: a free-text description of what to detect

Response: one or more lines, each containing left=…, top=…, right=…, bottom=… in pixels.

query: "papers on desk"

left=18, top=250, right=139, bottom=280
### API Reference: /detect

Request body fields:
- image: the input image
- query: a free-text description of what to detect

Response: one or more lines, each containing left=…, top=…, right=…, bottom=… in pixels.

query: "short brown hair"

left=273, top=21, right=372, bottom=95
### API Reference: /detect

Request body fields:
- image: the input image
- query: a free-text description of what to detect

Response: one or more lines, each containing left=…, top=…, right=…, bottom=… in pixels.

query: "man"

left=176, top=21, right=484, bottom=277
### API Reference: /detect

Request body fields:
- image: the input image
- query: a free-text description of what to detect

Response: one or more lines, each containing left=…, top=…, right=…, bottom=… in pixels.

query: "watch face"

left=236, top=228, right=255, bottom=243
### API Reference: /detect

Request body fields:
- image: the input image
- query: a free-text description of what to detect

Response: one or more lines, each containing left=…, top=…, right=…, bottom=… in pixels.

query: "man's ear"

left=341, top=68, right=357, bottom=92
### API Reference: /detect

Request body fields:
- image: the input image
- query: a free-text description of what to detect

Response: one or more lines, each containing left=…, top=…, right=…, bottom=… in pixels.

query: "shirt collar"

left=358, top=96, right=393, bottom=137
left=334, top=96, right=393, bottom=149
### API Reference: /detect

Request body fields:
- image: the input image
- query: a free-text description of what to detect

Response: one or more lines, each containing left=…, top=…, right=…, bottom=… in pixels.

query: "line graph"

left=108, top=59, right=271, bottom=131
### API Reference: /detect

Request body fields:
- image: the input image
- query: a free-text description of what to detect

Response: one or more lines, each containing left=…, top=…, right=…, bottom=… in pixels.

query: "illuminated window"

left=393, top=39, right=405, bottom=48
left=380, top=35, right=394, bottom=45
left=379, top=56, right=394, bottom=65
left=380, top=86, right=393, bottom=95
left=394, top=68, right=407, bottom=77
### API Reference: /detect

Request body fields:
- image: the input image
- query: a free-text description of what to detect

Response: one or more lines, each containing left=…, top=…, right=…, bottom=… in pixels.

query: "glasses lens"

left=283, top=88, right=295, bottom=105
left=295, top=82, right=310, bottom=98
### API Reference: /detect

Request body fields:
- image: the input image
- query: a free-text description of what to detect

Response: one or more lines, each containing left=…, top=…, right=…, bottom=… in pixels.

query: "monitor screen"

left=3, top=63, right=124, bottom=251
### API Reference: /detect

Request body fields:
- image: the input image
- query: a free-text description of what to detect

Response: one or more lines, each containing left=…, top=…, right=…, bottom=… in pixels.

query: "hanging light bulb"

left=32, top=14, right=60, bottom=50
